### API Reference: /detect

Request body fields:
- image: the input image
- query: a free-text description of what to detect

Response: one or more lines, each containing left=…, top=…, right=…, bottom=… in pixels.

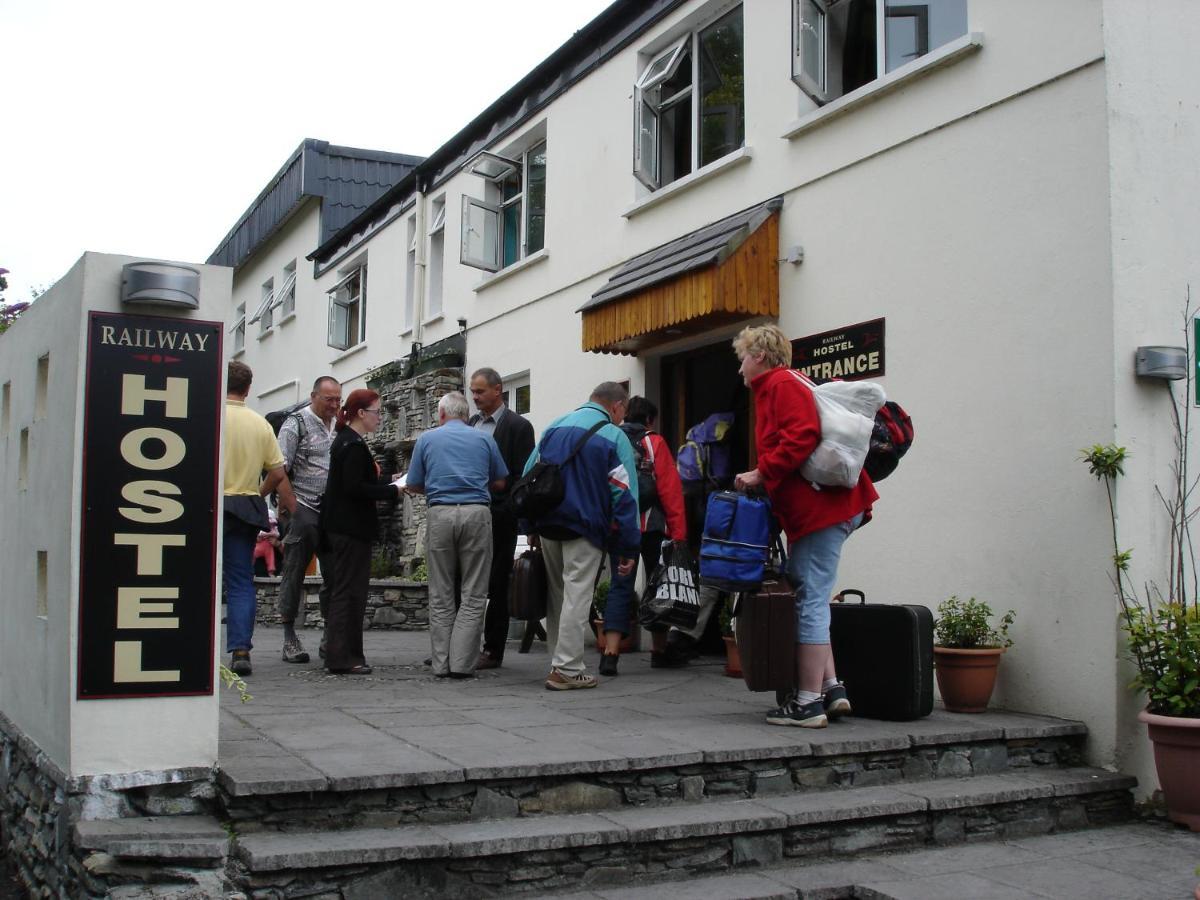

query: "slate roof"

left=579, top=196, right=784, bottom=312
left=208, top=140, right=423, bottom=270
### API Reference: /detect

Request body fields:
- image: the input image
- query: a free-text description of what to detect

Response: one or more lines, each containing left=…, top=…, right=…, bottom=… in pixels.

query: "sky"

left=0, top=0, right=615, bottom=303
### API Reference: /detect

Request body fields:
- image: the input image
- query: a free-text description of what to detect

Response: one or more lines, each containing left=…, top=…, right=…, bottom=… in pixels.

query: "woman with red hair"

left=320, top=388, right=402, bottom=674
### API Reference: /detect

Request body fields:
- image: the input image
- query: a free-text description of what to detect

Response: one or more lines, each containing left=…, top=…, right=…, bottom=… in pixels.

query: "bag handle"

left=833, top=589, right=865, bottom=604
left=562, top=420, right=607, bottom=467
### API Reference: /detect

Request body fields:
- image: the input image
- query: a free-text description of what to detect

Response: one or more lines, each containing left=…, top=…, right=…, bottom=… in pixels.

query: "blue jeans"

left=788, top=514, right=863, bottom=644
left=603, top=532, right=665, bottom=637
left=224, top=516, right=259, bottom=652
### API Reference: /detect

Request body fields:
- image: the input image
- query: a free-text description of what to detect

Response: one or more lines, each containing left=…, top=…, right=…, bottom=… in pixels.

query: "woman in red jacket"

left=598, top=396, right=688, bottom=676
left=732, top=324, right=878, bottom=728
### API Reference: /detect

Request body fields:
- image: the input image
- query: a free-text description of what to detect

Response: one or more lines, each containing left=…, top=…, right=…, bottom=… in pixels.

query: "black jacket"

left=320, top=428, right=396, bottom=541
left=469, top=408, right=535, bottom=508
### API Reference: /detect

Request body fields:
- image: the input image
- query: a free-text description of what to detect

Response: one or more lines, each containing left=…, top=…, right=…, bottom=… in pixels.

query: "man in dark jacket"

left=468, top=368, right=536, bottom=669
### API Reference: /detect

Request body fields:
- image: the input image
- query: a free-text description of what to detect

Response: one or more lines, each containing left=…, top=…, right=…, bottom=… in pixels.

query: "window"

left=18, top=427, right=28, bottom=489
left=428, top=197, right=445, bottom=319
left=327, top=264, right=366, bottom=351
left=2, top=381, right=9, bottom=433
left=793, top=0, right=967, bottom=104
left=404, top=216, right=416, bottom=331
left=461, top=141, right=547, bottom=272
left=254, top=278, right=275, bottom=334
left=231, top=302, right=246, bottom=353
left=35, top=354, right=49, bottom=420
left=634, top=5, right=745, bottom=191
left=276, top=261, right=297, bottom=319
left=36, top=551, right=48, bottom=619
left=500, top=373, right=532, bottom=416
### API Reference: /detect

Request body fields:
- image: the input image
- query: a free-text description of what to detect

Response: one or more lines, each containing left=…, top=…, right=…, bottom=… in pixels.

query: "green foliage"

left=1081, top=295, right=1200, bottom=718
left=369, top=553, right=393, bottom=579
left=718, top=596, right=734, bottom=636
left=218, top=664, right=253, bottom=703
left=592, top=579, right=611, bottom=616
left=1124, top=603, right=1200, bottom=717
left=410, top=561, right=428, bottom=582
left=934, top=596, right=1015, bottom=649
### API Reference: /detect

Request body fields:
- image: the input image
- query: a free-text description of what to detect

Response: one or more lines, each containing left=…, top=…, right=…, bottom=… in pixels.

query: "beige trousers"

left=426, top=504, right=493, bottom=675
left=541, top=536, right=604, bottom=675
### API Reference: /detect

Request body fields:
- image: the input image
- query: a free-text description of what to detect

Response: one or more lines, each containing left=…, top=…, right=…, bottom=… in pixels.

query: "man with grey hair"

left=276, top=375, right=341, bottom=663
left=520, top=382, right=640, bottom=690
left=468, top=367, right=535, bottom=668
left=406, top=391, right=508, bottom=677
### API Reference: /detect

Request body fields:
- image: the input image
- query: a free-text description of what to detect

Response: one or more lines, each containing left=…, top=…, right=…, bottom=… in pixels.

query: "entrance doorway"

left=659, top=338, right=752, bottom=474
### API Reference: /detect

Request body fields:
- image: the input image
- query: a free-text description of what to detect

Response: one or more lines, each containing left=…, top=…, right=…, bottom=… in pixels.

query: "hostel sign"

left=77, top=312, right=222, bottom=699
left=792, top=318, right=885, bottom=382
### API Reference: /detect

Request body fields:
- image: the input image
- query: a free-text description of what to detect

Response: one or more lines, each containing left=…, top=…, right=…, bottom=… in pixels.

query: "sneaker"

left=545, top=669, right=597, bottom=691
left=230, top=651, right=252, bottom=677
left=823, top=682, right=852, bottom=719
left=598, top=654, right=619, bottom=677
left=281, top=638, right=310, bottom=664
left=766, top=697, right=827, bottom=728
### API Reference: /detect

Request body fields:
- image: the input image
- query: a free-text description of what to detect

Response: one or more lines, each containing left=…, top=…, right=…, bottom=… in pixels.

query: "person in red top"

left=732, top=324, right=878, bottom=728
left=598, top=396, right=689, bottom=676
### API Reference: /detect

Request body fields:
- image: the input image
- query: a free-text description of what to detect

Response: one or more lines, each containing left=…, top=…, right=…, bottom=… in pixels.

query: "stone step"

left=231, top=767, right=1135, bottom=897
left=74, top=815, right=228, bottom=865
left=528, top=820, right=1200, bottom=900
left=218, top=710, right=1089, bottom=831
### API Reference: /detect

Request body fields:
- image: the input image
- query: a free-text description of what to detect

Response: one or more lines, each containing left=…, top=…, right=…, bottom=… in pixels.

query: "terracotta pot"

left=933, top=646, right=1004, bottom=713
left=594, top=620, right=636, bottom=654
left=723, top=635, right=742, bottom=678
left=1139, top=709, right=1200, bottom=832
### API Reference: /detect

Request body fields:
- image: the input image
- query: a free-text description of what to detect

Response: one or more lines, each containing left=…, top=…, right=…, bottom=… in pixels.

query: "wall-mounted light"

left=1135, top=345, right=1187, bottom=381
left=121, top=262, right=200, bottom=309
left=457, top=317, right=468, bottom=334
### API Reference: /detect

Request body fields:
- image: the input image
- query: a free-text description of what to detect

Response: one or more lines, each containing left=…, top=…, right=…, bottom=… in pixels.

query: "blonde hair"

left=732, top=324, right=791, bottom=369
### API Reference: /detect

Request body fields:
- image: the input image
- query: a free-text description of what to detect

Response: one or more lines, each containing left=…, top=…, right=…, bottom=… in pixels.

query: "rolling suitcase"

left=734, top=576, right=798, bottom=693
left=830, top=589, right=933, bottom=721
left=508, top=548, right=548, bottom=621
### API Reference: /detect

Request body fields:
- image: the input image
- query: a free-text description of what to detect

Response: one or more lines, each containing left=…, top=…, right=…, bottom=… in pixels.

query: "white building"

left=213, top=0, right=1200, bottom=795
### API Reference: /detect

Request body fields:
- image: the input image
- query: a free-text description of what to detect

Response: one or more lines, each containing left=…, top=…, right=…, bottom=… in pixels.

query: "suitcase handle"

left=834, top=589, right=865, bottom=604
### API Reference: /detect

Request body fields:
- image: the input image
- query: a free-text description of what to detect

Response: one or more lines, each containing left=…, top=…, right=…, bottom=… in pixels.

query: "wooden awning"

left=580, top=196, right=782, bottom=355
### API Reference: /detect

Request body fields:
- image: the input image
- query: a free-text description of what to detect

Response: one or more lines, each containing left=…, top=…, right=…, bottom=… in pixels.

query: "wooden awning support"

left=580, top=197, right=782, bottom=355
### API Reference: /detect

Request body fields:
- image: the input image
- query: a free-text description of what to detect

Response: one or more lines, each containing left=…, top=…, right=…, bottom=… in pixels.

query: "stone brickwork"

left=253, top=576, right=429, bottom=630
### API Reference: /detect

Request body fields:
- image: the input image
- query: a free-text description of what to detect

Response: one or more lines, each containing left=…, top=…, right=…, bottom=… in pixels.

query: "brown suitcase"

left=509, top=548, right=548, bottom=621
left=734, top=577, right=797, bottom=693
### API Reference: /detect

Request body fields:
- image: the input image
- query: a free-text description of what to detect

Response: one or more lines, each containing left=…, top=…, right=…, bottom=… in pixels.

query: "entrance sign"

left=77, top=312, right=223, bottom=699
left=792, top=318, right=885, bottom=381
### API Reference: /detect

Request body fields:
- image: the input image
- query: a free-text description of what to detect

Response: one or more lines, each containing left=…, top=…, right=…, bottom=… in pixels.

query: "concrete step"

left=74, top=815, right=228, bottom=863
left=528, top=820, right=1200, bottom=900
left=231, top=767, right=1135, bottom=897
left=218, top=710, right=1090, bottom=831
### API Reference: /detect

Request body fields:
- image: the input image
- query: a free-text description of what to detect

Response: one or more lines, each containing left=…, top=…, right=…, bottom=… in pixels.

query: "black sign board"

left=77, top=312, right=223, bottom=699
left=791, top=317, right=885, bottom=382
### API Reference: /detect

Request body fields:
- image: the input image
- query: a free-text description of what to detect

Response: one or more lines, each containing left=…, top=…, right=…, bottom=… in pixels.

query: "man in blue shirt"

left=406, top=391, right=508, bottom=677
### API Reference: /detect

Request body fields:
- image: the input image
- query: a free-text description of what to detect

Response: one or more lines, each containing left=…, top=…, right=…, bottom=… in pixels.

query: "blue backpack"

left=698, top=491, right=772, bottom=591
left=677, top=412, right=735, bottom=485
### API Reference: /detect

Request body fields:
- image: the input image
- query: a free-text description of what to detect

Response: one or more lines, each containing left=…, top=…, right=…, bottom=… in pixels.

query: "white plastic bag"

left=791, top=372, right=885, bottom=488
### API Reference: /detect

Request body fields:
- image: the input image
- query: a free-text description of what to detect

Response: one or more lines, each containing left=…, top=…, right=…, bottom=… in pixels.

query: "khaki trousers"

left=426, top=504, right=493, bottom=675
left=541, top=536, right=604, bottom=675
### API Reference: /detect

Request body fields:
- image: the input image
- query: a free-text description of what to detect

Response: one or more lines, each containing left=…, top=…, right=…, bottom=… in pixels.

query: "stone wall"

left=254, top=576, right=429, bottom=630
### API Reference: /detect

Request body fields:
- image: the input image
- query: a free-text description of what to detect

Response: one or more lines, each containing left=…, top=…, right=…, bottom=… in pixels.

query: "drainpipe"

left=412, top=183, right=428, bottom=348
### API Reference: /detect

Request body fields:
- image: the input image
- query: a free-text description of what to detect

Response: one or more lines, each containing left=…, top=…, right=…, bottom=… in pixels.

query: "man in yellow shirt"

left=224, top=360, right=295, bottom=676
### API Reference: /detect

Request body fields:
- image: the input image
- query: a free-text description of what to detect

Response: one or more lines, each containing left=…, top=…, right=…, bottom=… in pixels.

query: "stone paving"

left=219, top=625, right=1083, bottom=793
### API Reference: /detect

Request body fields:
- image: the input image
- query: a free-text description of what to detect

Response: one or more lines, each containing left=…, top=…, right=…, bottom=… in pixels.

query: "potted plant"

left=719, top=599, right=741, bottom=678
left=933, top=596, right=1015, bottom=713
left=1084, top=435, right=1200, bottom=831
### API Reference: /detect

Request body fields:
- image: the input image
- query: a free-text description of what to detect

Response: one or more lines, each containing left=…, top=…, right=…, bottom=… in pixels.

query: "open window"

left=273, top=262, right=297, bottom=319
left=460, top=141, right=547, bottom=272
left=792, top=0, right=968, bottom=105
left=248, top=278, right=274, bottom=330
left=231, top=302, right=246, bottom=352
left=428, top=197, right=446, bottom=319
left=327, top=264, right=366, bottom=351
left=634, top=6, right=745, bottom=192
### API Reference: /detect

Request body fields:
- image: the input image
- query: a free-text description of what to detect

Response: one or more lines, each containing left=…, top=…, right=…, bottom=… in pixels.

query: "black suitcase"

left=509, top=549, right=548, bottom=621
left=830, top=589, right=933, bottom=721
left=734, top=577, right=798, bottom=693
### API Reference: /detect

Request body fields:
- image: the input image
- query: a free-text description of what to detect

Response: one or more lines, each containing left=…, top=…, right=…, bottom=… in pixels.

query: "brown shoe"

left=476, top=651, right=502, bottom=670
left=545, top=669, right=597, bottom=691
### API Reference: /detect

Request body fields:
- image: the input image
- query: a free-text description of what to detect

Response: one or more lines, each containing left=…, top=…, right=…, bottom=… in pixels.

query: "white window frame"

left=404, top=216, right=417, bottom=331
left=791, top=0, right=967, bottom=105
left=633, top=7, right=745, bottom=192
left=273, top=264, right=297, bottom=319
left=427, top=197, right=446, bottom=320
left=460, top=141, right=546, bottom=273
left=501, top=371, right=532, bottom=417
left=231, top=302, right=246, bottom=353
left=326, top=264, right=366, bottom=352
left=256, top=278, right=275, bottom=334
